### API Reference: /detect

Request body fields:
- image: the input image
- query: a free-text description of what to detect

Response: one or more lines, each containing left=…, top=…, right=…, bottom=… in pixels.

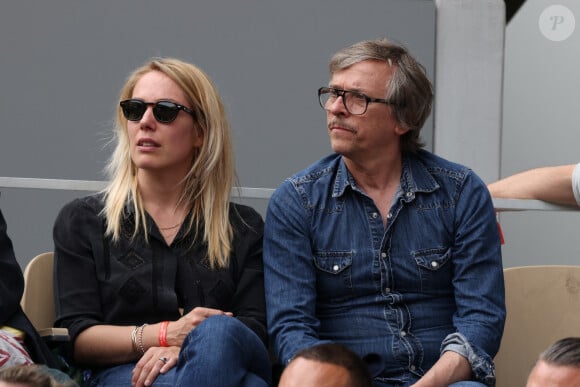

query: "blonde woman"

left=53, top=58, right=270, bottom=386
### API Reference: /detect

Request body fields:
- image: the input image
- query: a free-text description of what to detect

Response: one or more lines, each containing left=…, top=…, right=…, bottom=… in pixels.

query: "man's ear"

left=394, top=124, right=410, bottom=136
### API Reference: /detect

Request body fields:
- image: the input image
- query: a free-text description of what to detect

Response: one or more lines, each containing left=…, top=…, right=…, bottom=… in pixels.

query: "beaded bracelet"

left=158, top=321, right=169, bottom=347
left=137, top=323, right=148, bottom=355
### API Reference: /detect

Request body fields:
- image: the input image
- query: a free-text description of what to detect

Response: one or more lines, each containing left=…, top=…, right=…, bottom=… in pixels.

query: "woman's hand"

left=166, top=306, right=233, bottom=347
left=131, top=307, right=233, bottom=386
left=131, top=345, right=180, bottom=387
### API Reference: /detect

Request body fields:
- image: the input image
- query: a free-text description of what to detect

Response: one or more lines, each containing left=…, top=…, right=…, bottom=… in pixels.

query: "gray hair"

left=329, top=38, right=433, bottom=153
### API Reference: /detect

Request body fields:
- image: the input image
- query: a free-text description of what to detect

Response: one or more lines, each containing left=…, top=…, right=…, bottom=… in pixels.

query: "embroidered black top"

left=53, top=194, right=266, bottom=356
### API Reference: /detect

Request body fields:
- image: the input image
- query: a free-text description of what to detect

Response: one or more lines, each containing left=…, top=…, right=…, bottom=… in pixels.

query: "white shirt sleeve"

left=572, top=163, right=580, bottom=206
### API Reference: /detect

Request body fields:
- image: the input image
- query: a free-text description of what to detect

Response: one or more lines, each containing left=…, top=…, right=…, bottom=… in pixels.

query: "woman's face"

left=127, top=70, right=203, bottom=179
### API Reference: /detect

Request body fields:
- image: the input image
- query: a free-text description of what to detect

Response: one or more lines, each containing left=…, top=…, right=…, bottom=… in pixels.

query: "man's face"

left=527, top=360, right=580, bottom=387
left=325, top=60, right=408, bottom=162
left=278, top=357, right=351, bottom=387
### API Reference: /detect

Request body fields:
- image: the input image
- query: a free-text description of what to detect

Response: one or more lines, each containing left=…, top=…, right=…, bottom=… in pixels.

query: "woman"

left=53, top=58, right=271, bottom=386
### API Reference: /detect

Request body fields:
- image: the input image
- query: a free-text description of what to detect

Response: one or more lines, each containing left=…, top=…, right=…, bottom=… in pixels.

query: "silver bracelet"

left=131, top=325, right=139, bottom=354
left=137, top=323, right=148, bottom=355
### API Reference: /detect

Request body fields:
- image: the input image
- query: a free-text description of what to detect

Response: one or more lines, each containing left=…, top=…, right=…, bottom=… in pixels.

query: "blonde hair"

left=103, top=58, right=235, bottom=268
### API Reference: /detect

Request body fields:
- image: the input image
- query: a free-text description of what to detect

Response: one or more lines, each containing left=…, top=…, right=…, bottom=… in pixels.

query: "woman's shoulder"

left=229, top=202, right=264, bottom=232
left=55, top=193, right=105, bottom=226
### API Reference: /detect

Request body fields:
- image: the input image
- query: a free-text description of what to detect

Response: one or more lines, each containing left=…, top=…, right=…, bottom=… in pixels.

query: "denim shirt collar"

left=331, top=152, right=440, bottom=201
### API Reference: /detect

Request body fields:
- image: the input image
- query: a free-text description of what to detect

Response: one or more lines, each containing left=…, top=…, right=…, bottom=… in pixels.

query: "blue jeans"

left=374, top=381, right=485, bottom=387
left=87, top=316, right=271, bottom=386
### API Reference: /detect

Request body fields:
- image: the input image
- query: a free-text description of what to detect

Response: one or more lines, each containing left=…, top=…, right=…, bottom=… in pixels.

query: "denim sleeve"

left=263, top=180, right=331, bottom=364
left=448, top=171, right=506, bottom=385
left=441, top=332, right=496, bottom=386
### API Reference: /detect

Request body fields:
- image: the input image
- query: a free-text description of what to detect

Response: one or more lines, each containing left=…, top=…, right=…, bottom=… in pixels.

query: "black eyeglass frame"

left=119, top=99, right=196, bottom=123
left=317, top=87, right=398, bottom=115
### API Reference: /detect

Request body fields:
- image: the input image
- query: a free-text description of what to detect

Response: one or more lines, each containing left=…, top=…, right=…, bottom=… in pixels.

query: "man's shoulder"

left=412, top=150, right=475, bottom=182
left=286, top=153, right=341, bottom=186
left=269, top=154, right=340, bottom=206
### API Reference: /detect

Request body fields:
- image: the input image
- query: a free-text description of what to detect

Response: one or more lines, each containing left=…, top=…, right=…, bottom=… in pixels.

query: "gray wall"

left=500, top=0, right=580, bottom=267
left=0, top=1, right=436, bottom=267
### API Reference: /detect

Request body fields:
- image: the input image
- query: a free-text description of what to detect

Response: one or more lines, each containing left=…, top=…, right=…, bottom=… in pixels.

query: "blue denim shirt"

left=264, top=151, right=505, bottom=386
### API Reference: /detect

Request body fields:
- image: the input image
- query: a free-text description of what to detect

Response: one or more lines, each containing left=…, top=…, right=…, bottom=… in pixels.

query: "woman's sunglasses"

left=120, top=99, right=196, bottom=123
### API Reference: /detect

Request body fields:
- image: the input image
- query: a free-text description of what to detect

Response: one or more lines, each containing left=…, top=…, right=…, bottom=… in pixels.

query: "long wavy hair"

left=102, top=58, right=235, bottom=269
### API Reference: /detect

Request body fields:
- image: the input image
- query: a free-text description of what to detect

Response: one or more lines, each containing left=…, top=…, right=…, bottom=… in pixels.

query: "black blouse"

left=53, top=194, right=267, bottom=355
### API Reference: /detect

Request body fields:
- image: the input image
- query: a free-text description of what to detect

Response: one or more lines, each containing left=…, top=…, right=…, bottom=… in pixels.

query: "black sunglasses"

left=119, top=99, right=196, bottom=123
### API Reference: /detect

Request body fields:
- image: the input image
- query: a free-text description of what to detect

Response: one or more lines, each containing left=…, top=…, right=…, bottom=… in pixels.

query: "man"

left=264, top=38, right=505, bottom=386
left=488, top=164, right=580, bottom=206
left=0, top=365, right=56, bottom=387
left=527, top=337, right=580, bottom=387
left=278, top=343, right=373, bottom=387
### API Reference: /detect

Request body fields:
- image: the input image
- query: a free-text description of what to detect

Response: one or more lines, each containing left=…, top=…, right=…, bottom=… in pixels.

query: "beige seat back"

left=494, top=265, right=580, bottom=387
left=20, top=252, right=61, bottom=334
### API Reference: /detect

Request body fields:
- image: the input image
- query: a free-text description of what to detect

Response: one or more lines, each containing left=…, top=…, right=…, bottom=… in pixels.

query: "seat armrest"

left=38, top=327, right=70, bottom=342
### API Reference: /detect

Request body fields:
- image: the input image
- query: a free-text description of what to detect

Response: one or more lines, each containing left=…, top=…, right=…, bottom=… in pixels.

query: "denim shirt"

left=263, top=151, right=505, bottom=386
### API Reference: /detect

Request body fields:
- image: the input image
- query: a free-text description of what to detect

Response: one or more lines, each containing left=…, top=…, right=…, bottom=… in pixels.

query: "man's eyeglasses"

left=120, top=99, right=196, bottom=123
left=318, top=87, right=397, bottom=115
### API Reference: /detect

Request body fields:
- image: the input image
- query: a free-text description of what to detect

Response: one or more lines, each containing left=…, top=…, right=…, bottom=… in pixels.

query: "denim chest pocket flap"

left=313, top=251, right=353, bottom=274
left=412, top=247, right=451, bottom=271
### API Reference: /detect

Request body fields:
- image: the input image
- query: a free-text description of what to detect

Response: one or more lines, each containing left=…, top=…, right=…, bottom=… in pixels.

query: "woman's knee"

left=186, top=315, right=254, bottom=348
left=181, top=315, right=268, bottom=363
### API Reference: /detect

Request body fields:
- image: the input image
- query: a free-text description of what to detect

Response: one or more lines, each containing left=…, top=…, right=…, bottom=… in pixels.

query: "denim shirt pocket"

left=313, top=250, right=354, bottom=302
left=412, top=247, right=452, bottom=292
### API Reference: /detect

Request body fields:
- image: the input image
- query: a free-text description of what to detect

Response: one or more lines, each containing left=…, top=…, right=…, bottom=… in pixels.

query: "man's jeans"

left=88, top=316, right=271, bottom=386
left=374, top=381, right=485, bottom=387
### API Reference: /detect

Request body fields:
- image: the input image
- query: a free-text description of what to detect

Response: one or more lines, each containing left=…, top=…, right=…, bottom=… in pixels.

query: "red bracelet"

left=158, top=321, right=169, bottom=347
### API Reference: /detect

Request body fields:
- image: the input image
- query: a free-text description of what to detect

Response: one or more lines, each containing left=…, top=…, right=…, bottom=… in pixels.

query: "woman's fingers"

left=131, top=346, right=180, bottom=386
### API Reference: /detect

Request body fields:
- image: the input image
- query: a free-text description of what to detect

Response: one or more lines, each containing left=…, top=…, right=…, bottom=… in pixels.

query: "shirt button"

left=381, top=252, right=386, bottom=258
left=400, top=331, right=406, bottom=337
left=384, top=287, right=391, bottom=293
left=386, top=213, right=392, bottom=219
left=372, top=212, right=378, bottom=219
left=431, top=261, right=439, bottom=268
left=406, top=192, right=413, bottom=197
left=410, top=365, right=416, bottom=371
left=333, top=264, right=340, bottom=272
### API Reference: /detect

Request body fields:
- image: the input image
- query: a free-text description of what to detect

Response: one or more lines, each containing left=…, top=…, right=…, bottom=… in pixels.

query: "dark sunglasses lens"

left=153, top=101, right=179, bottom=123
left=121, top=100, right=146, bottom=121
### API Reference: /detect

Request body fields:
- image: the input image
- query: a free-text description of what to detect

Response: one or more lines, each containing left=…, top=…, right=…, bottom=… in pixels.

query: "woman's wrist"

left=158, top=321, right=169, bottom=347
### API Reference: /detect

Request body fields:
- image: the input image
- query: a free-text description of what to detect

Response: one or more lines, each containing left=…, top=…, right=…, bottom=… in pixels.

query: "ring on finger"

left=159, top=356, right=168, bottom=364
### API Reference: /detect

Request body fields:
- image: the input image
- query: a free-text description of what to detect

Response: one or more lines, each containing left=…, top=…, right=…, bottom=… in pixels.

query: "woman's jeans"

left=87, top=315, right=272, bottom=386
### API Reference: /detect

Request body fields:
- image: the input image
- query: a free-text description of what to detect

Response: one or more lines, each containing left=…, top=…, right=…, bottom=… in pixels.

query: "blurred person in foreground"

left=527, top=337, right=580, bottom=387
left=278, top=343, right=373, bottom=387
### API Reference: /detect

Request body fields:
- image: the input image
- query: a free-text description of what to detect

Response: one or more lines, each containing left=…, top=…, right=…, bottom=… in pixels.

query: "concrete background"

left=0, top=0, right=436, bottom=267
left=499, top=0, right=580, bottom=267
